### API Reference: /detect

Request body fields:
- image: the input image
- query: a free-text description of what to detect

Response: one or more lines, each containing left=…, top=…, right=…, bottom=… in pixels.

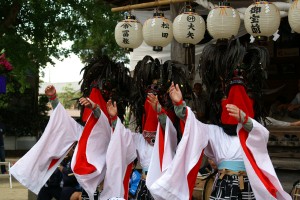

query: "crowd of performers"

left=9, top=38, right=293, bottom=200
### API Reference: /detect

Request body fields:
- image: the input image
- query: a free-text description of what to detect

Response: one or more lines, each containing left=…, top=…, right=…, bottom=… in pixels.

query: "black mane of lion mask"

left=199, top=38, right=269, bottom=135
left=131, top=55, right=193, bottom=133
left=79, top=55, right=132, bottom=122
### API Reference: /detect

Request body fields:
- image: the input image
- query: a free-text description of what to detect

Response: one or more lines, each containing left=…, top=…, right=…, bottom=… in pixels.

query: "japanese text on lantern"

left=187, top=15, right=196, bottom=39
left=250, top=6, right=261, bottom=34
left=161, top=21, right=169, bottom=38
left=121, top=22, right=131, bottom=44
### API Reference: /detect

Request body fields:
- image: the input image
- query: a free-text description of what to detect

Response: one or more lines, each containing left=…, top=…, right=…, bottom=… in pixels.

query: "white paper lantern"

left=288, top=0, right=300, bottom=33
left=244, top=1, right=281, bottom=37
left=143, top=12, right=173, bottom=51
left=115, top=15, right=143, bottom=52
left=207, top=3, right=241, bottom=39
left=173, top=8, right=206, bottom=47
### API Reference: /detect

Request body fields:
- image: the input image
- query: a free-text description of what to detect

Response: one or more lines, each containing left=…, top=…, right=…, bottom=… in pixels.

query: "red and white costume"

left=71, top=88, right=111, bottom=200
left=149, top=85, right=291, bottom=200
left=146, top=114, right=177, bottom=191
left=101, top=99, right=178, bottom=200
left=71, top=109, right=111, bottom=200
left=10, top=103, right=83, bottom=194
left=100, top=117, right=137, bottom=200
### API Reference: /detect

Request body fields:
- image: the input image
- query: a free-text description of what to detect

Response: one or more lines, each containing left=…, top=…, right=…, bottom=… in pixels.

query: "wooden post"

left=170, top=3, right=185, bottom=64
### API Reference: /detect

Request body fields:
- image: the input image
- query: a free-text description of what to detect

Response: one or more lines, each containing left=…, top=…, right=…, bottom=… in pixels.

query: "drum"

left=291, top=180, right=300, bottom=200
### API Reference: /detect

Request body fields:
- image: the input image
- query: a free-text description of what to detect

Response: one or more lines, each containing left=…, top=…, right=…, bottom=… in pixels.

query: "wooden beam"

left=111, top=0, right=194, bottom=12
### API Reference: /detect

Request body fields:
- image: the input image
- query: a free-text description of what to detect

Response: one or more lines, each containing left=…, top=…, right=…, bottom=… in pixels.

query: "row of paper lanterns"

left=115, top=0, right=300, bottom=52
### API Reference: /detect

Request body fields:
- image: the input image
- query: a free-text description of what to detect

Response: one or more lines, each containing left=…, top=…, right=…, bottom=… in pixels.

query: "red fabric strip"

left=174, top=99, right=183, bottom=106
left=158, top=125, right=165, bottom=171
left=73, top=115, right=97, bottom=174
left=166, top=109, right=176, bottom=124
left=48, top=158, right=59, bottom=170
left=239, top=128, right=277, bottom=198
left=49, top=95, right=57, bottom=100
left=82, top=88, right=109, bottom=122
left=181, top=109, right=205, bottom=199
left=123, top=162, right=133, bottom=199
left=187, top=151, right=204, bottom=200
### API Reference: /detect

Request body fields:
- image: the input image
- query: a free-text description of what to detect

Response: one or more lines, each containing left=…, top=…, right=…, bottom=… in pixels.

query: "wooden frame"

left=111, top=0, right=193, bottom=12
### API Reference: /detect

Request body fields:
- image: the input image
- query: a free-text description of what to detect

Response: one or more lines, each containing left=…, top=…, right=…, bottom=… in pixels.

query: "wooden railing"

left=267, top=126, right=300, bottom=170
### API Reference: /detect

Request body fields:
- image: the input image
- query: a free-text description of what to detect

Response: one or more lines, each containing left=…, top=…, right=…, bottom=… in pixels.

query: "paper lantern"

left=173, top=7, right=206, bottom=47
left=143, top=12, right=173, bottom=51
left=244, top=1, right=281, bottom=37
left=115, top=14, right=143, bottom=52
left=207, top=2, right=241, bottom=39
left=288, top=0, right=300, bottom=33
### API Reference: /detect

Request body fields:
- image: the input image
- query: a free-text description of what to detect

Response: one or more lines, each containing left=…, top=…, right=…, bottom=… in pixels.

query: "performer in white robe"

left=75, top=55, right=134, bottom=199
left=101, top=96, right=178, bottom=200
left=100, top=100, right=137, bottom=200
left=71, top=89, right=138, bottom=200
left=76, top=97, right=153, bottom=200
left=10, top=85, right=83, bottom=194
left=145, top=93, right=178, bottom=191
left=149, top=82, right=292, bottom=200
left=71, top=88, right=111, bottom=200
left=128, top=55, right=193, bottom=199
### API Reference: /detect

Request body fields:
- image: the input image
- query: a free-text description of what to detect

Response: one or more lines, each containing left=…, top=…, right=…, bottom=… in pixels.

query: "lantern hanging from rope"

left=173, top=5, right=205, bottom=47
left=288, top=0, right=300, bottom=33
left=207, top=1, right=241, bottom=40
left=143, top=10, right=173, bottom=51
left=244, top=0, right=281, bottom=39
left=115, top=13, right=143, bottom=52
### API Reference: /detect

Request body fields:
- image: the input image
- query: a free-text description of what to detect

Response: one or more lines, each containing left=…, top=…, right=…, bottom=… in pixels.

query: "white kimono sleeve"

left=10, top=103, right=83, bottom=194
left=149, top=107, right=209, bottom=200
left=100, top=118, right=137, bottom=200
left=239, top=120, right=292, bottom=200
left=146, top=116, right=177, bottom=190
left=72, top=110, right=111, bottom=200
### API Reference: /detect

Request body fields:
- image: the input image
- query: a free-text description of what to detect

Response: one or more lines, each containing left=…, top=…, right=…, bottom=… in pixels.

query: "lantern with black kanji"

left=173, top=6, right=205, bottom=47
left=143, top=11, right=173, bottom=51
left=115, top=14, right=143, bottom=52
left=244, top=0, right=280, bottom=38
left=207, top=2, right=241, bottom=39
left=288, top=0, right=300, bottom=33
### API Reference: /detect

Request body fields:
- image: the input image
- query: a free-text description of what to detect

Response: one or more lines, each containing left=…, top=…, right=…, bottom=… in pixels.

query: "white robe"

left=101, top=114, right=177, bottom=199
left=131, top=132, right=153, bottom=170
left=10, top=103, right=83, bottom=194
left=146, top=117, right=177, bottom=191
left=100, top=118, right=137, bottom=200
left=71, top=109, right=111, bottom=200
left=149, top=106, right=291, bottom=200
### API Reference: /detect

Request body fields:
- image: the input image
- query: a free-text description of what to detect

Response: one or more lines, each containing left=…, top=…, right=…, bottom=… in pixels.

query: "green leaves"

left=0, top=0, right=128, bottom=137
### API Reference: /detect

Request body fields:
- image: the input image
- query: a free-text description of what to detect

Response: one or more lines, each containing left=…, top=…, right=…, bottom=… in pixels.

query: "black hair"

left=131, top=55, right=193, bottom=133
left=199, top=38, right=269, bottom=134
left=79, top=56, right=132, bottom=122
